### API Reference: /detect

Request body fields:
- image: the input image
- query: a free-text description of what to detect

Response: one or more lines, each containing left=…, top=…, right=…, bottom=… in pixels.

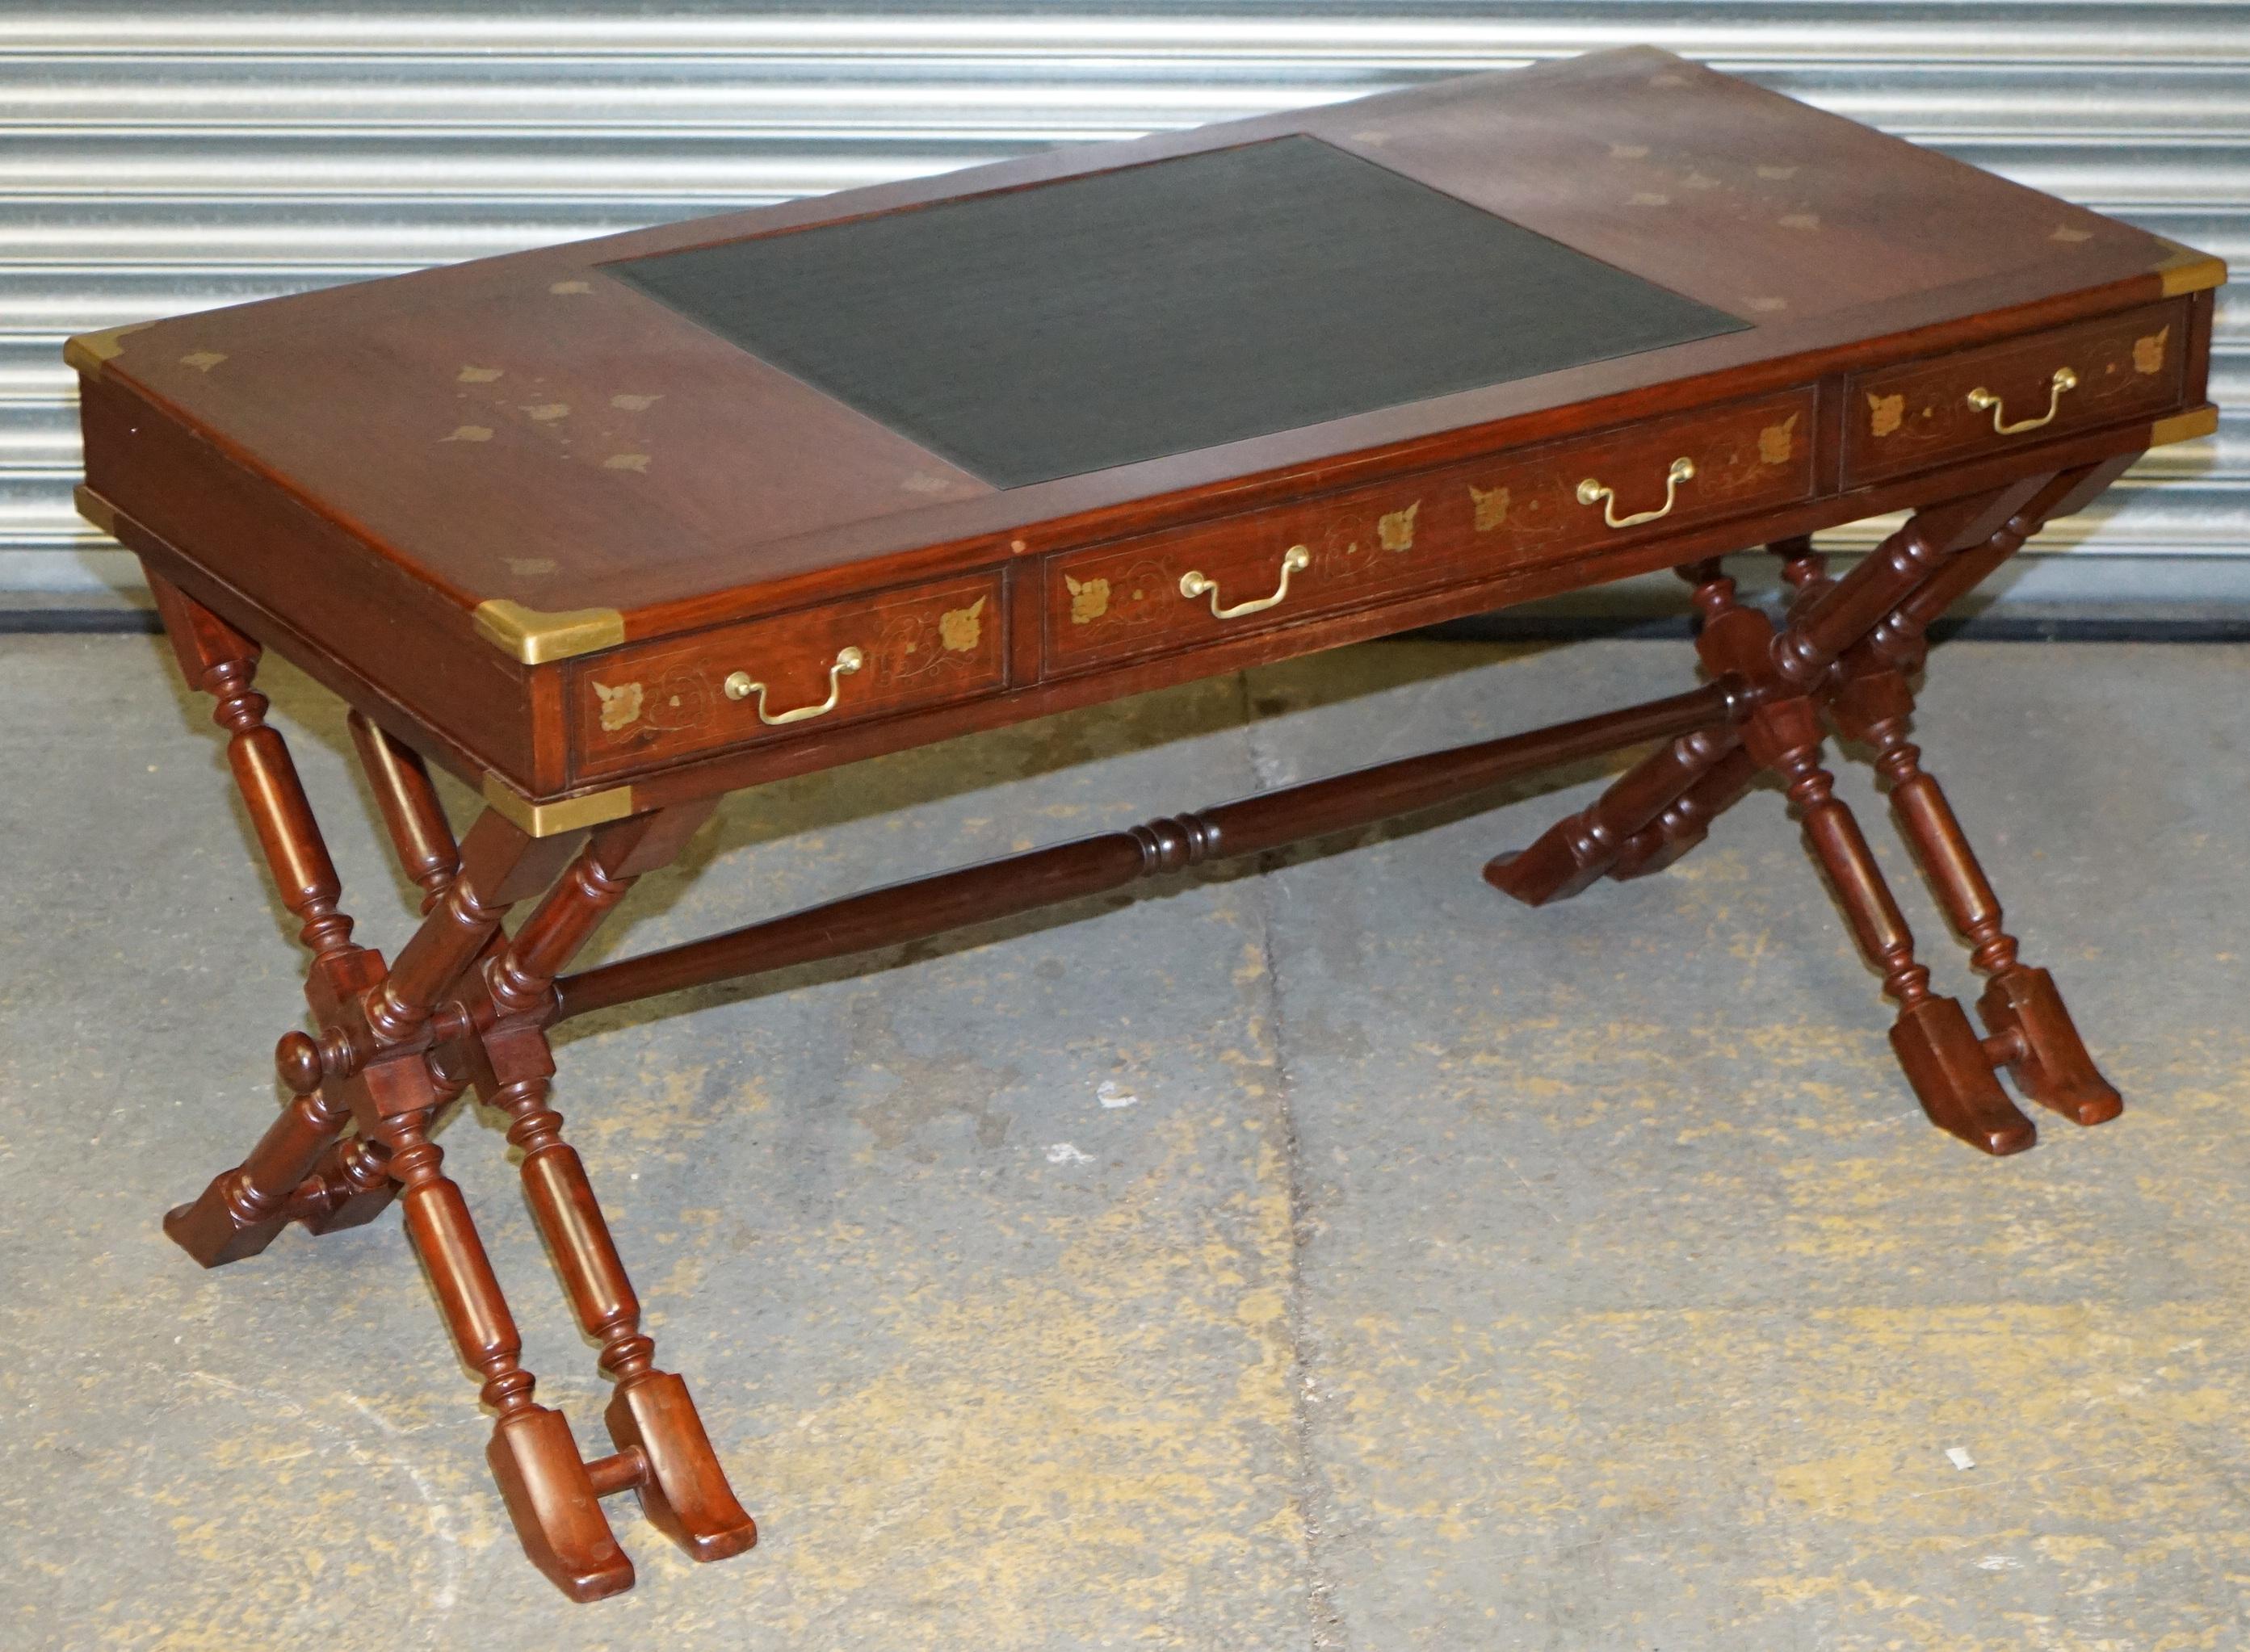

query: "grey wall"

left=4, top=2, right=2242, bottom=610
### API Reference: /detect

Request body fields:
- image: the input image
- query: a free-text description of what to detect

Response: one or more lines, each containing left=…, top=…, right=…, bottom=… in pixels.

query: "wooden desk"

left=70, top=47, right=2223, bottom=1601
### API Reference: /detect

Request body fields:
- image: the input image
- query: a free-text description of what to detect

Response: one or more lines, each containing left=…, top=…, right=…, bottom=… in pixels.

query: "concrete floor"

left=2, top=631, right=2246, bottom=1650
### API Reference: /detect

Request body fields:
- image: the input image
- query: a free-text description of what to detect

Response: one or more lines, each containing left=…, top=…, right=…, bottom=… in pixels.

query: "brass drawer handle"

left=1966, top=367, right=2077, bottom=435
left=724, top=646, right=863, bottom=726
left=1179, top=543, right=1312, bottom=619
left=1576, top=456, right=1694, bottom=530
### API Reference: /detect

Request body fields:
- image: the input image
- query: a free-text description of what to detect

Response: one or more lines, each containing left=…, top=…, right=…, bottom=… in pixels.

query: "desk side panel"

left=77, top=373, right=552, bottom=794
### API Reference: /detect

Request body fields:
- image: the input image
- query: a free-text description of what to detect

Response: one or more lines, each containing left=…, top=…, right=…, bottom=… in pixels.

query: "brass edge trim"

left=472, top=597, right=627, bottom=665
left=62, top=322, right=153, bottom=377
left=2149, top=406, right=2220, bottom=447
left=480, top=773, right=635, bottom=837
left=2153, top=241, right=2228, bottom=298
left=72, top=484, right=118, bottom=539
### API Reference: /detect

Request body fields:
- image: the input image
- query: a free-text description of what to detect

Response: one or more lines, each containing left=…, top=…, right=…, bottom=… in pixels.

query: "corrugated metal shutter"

left=5, top=3, right=2241, bottom=609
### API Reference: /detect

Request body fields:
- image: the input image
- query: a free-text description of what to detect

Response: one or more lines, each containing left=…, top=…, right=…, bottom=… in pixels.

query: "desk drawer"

left=1845, top=300, right=2187, bottom=486
left=569, top=572, right=1007, bottom=778
left=1044, top=388, right=1817, bottom=673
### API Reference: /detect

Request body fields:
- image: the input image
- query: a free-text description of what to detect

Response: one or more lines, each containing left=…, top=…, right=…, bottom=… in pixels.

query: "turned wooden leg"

left=1606, top=746, right=1761, bottom=881
left=487, top=1032, right=758, bottom=1566
left=292, top=712, right=471, bottom=1235
left=146, top=574, right=385, bottom=1265
left=1835, top=672, right=2121, bottom=1126
left=1488, top=560, right=1750, bottom=904
left=1484, top=724, right=1740, bottom=903
left=376, top=1105, right=635, bottom=1603
left=1610, top=539, right=1824, bottom=881
left=1818, top=460, right=2139, bottom=1132
left=1748, top=695, right=2036, bottom=1155
left=471, top=803, right=755, bottom=1569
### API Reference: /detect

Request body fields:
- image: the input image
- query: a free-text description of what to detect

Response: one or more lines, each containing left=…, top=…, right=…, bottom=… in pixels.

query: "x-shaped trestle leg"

left=1486, top=457, right=2138, bottom=1153
left=145, top=573, right=755, bottom=1600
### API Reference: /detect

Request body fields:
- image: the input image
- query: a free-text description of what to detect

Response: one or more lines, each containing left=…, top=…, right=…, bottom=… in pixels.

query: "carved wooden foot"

left=488, top=1404, right=637, bottom=1603
left=603, top=1373, right=758, bottom=1562
left=1890, top=995, right=2038, bottom=1155
left=1979, top=967, right=2121, bottom=1126
left=163, top=1084, right=358, bottom=1266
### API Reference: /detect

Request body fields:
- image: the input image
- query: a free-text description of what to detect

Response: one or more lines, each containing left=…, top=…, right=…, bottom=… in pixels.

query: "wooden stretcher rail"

left=552, top=680, right=1742, bottom=1021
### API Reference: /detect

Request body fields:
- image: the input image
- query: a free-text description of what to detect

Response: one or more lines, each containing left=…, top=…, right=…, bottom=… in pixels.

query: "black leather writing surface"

left=608, top=136, right=1747, bottom=488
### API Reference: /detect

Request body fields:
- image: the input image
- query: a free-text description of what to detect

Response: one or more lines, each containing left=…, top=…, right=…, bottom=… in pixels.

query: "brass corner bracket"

left=63, top=323, right=153, bottom=379
left=2154, top=240, right=2228, bottom=299
left=472, top=598, right=627, bottom=665
left=480, top=773, right=636, bottom=838
left=2148, top=406, right=2220, bottom=448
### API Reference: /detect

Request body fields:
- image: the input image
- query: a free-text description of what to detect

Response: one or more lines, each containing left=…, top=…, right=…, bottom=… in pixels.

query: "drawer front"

left=1845, top=300, right=2188, bottom=486
left=570, top=572, right=1007, bottom=778
left=1045, top=388, right=1818, bottom=673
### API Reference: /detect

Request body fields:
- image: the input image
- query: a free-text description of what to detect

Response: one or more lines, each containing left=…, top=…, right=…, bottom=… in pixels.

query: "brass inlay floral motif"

left=939, top=596, right=986, bottom=652
left=1377, top=501, right=1421, bottom=551
left=1867, top=393, right=1905, bottom=438
left=1469, top=484, right=1511, bottom=532
left=2050, top=225, right=2093, bottom=244
left=2133, top=327, right=2170, bottom=375
left=610, top=392, right=661, bottom=410
left=179, top=350, right=228, bottom=372
left=459, top=365, right=504, bottom=383
left=549, top=279, right=594, bottom=294
left=603, top=453, right=650, bottom=472
left=593, top=681, right=644, bottom=732
left=443, top=426, right=494, bottom=442
left=1065, top=573, right=1110, bottom=624
left=1759, top=413, right=1799, bottom=466
left=523, top=403, right=570, bottom=421
left=642, top=667, right=711, bottom=732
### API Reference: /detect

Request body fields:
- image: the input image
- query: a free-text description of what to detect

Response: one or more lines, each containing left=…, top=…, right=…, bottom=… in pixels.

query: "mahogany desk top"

left=69, top=45, right=2220, bottom=832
